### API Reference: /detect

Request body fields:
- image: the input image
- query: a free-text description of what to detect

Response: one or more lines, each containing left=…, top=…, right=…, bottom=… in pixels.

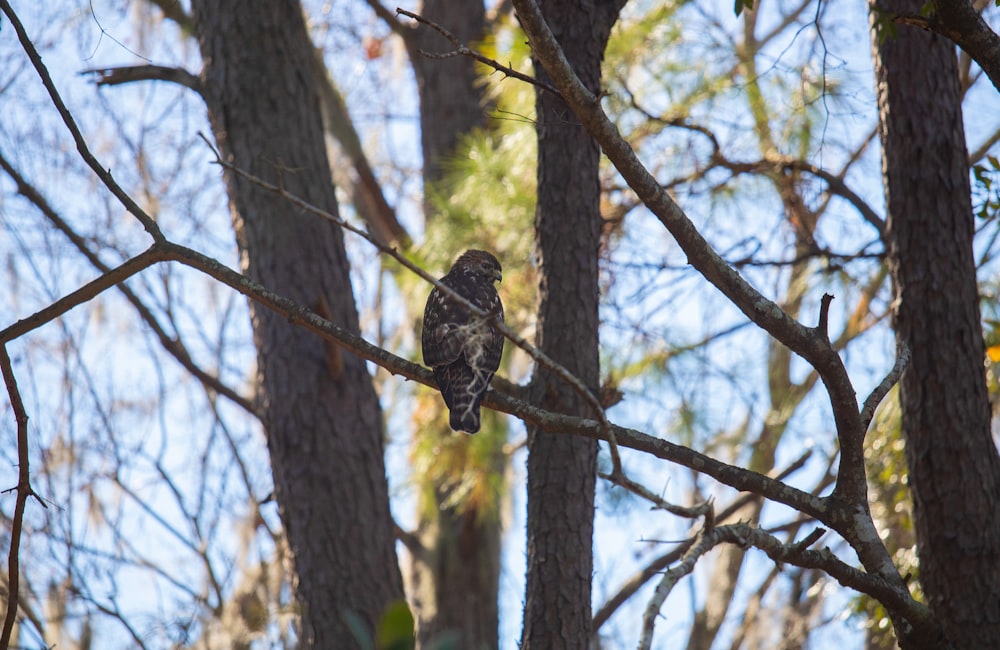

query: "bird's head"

left=456, top=249, right=502, bottom=284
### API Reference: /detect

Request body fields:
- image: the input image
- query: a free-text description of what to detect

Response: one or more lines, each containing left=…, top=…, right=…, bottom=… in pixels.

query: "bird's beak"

left=495, top=271, right=503, bottom=283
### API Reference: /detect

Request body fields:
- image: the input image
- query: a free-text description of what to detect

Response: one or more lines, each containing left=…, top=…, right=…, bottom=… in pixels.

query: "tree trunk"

left=521, top=2, right=622, bottom=648
left=190, top=2, right=404, bottom=646
left=402, top=3, right=503, bottom=648
left=872, top=1, right=1000, bottom=645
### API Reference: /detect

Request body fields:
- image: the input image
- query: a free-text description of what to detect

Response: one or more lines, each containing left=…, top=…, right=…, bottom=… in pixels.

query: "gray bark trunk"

left=521, top=2, right=623, bottom=648
left=191, top=2, right=404, bottom=645
left=872, top=0, right=1000, bottom=645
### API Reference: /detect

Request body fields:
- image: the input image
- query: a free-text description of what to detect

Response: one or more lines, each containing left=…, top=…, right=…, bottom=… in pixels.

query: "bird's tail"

left=450, top=407, right=481, bottom=434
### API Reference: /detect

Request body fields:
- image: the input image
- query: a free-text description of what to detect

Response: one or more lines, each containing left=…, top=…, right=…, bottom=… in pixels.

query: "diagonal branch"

left=506, top=0, right=858, bottom=426
left=509, top=0, right=916, bottom=631
left=0, top=246, right=171, bottom=343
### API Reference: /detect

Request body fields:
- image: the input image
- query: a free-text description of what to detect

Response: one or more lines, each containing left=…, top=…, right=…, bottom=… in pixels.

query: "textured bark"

left=872, top=1, right=1000, bottom=646
left=521, top=2, right=622, bottom=648
left=403, top=2, right=502, bottom=648
left=190, top=2, right=404, bottom=646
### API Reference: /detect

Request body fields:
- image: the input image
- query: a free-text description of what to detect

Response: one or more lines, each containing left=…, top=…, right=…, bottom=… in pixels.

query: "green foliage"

left=972, top=155, right=1000, bottom=222
left=377, top=600, right=417, bottom=650
left=870, top=8, right=899, bottom=45
left=345, top=599, right=417, bottom=650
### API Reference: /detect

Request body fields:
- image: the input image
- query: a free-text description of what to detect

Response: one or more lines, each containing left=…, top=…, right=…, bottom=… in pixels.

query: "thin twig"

left=597, top=470, right=712, bottom=519
left=1, top=344, right=34, bottom=648
left=396, top=7, right=561, bottom=97
left=860, top=341, right=911, bottom=431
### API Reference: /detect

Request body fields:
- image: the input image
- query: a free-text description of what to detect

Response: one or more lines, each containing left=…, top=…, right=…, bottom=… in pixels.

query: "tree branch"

left=896, top=1, right=1000, bottom=95
left=0, top=246, right=171, bottom=343
left=509, top=0, right=923, bottom=635
left=860, top=342, right=911, bottom=431
left=592, top=449, right=813, bottom=635
left=82, top=64, right=203, bottom=94
left=639, top=522, right=935, bottom=650
left=0, top=344, right=34, bottom=649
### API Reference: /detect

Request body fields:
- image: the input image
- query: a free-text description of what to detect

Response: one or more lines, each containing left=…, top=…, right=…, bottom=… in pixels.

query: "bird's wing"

left=422, top=286, right=468, bottom=367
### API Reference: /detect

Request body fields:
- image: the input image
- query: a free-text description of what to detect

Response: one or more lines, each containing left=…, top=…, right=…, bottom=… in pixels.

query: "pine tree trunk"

left=872, top=1, right=1000, bottom=645
left=521, top=3, right=622, bottom=648
left=190, top=2, right=404, bottom=645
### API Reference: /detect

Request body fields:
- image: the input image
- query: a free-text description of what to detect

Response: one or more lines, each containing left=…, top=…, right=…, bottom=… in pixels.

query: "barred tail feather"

left=436, top=361, right=493, bottom=434
left=450, top=406, right=481, bottom=434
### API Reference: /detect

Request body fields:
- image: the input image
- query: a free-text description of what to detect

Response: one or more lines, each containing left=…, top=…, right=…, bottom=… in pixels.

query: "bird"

left=422, top=249, right=505, bottom=434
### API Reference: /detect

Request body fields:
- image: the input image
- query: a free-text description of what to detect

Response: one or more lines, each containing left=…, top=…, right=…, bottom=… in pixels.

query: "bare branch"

left=592, top=449, right=813, bottom=635
left=509, top=0, right=926, bottom=635
left=0, top=246, right=170, bottom=343
left=507, top=0, right=853, bottom=416
left=0, top=344, right=31, bottom=649
left=638, top=523, right=927, bottom=650
left=82, top=64, right=203, bottom=94
left=860, top=342, right=911, bottom=431
left=598, top=470, right=713, bottom=520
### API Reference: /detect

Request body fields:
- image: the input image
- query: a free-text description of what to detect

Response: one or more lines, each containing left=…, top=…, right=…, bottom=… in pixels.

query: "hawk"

left=422, top=249, right=504, bottom=434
